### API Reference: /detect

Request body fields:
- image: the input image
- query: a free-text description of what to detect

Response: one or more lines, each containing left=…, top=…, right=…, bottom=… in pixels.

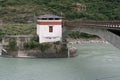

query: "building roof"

left=37, top=14, right=62, bottom=19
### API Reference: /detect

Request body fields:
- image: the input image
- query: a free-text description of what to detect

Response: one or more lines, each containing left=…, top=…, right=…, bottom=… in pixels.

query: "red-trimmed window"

left=49, top=26, right=53, bottom=32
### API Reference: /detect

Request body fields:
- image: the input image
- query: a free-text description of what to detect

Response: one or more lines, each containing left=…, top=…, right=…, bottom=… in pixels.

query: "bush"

left=0, top=29, right=4, bottom=42
left=53, top=41, right=61, bottom=45
left=8, top=38, right=17, bottom=51
left=59, top=45, right=68, bottom=54
left=38, top=43, right=51, bottom=52
left=23, top=36, right=39, bottom=49
left=31, top=36, right=39, bottom=42
left=68, top=32, right=99, bottom=39
left=23, top=36, right=51, bottom=52
left=24, top=41, right=39, bottom=49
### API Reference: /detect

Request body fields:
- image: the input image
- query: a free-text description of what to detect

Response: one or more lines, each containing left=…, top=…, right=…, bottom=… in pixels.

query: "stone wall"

left=1, top=35, right=77, bottom=58
left=2, top=35, right=34, bottom=49
left=2, top=42, right=77, bottom=58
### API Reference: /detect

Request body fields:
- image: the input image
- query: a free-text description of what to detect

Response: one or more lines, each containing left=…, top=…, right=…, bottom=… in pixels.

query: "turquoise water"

left=0, top=43, right=120, bottom=80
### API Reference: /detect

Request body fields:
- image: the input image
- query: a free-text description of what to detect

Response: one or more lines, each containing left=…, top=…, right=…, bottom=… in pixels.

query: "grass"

left=0, top=23, right=36, bottom=35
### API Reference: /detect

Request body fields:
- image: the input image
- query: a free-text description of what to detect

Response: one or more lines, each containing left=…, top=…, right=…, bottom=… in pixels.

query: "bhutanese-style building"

left=37, top=14, right=62, bottom=43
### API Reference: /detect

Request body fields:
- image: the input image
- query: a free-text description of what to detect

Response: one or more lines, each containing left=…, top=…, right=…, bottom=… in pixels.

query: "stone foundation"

left=1, top=35, right=77, bottom=58
left=2, top=47, right=77, bottom=58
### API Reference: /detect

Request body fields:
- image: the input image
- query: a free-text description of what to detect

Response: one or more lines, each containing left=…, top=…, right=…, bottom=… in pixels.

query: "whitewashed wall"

left=37, top=20, right=62, bottom=43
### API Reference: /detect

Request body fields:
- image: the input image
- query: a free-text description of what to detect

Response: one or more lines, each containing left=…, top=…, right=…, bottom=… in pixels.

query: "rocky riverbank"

left=67, top=38, right=108, bottom=45
left=2, top=47, right=77, bottom=58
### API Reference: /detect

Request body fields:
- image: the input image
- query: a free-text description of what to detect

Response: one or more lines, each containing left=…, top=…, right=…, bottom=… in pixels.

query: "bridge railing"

left=64, top=21, right=120, bottom=28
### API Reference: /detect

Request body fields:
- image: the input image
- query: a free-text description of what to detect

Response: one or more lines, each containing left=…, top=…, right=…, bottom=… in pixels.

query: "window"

left=41, top=18, right=47, bottom=20
left=55, top=18, right=60, bottom=20
left=49, top=26, right=53, bottom=32
left=49, top=18, right=54, bottom=20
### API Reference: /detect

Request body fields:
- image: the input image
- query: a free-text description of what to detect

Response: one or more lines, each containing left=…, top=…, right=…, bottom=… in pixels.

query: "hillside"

left=0, top=0, right=120, bottom=23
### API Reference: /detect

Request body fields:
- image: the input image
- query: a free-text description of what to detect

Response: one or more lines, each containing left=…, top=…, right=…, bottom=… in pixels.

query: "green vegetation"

left=7, top=38, right=17, bottom=51
left=68, top=32, right=99, bottom=39
left=53, top=41, right=61, bottom=45
left=24, top=36, right=39, bottom=49
left=0, top=0, right=119, bottom=39
left=0, top=0, right=120, bottom=23
left=24, top=36, right=51, bottom=52
left=0, top=29, right=4, bottom=41
left=0, top=24, right=36, bottom=35
left=24, top=40, right=51, bottom=52
left=24, top=40, right=39, bottom=49
left=39, top=43, right=51, bottom=53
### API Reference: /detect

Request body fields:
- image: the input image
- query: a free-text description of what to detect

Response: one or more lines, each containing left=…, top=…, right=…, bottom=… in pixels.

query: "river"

left=0, top=43, right=120, bottom=80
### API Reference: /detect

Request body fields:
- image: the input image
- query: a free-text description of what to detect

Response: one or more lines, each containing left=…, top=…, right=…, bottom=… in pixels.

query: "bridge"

left=63, top=21, right=120, bottom=49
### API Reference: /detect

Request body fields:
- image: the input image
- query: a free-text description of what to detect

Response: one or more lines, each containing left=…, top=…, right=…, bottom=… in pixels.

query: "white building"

left=37, top=14, right=62, bottom=43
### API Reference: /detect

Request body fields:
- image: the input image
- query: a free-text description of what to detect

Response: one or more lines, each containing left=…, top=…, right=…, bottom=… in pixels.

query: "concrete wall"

left=2, top=35, right=34, bottom=49
left=37, top=20, right=62, bottom=43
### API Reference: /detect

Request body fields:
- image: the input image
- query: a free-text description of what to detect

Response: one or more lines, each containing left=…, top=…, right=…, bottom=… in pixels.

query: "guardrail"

left=64, top=21, right=120, bottom=28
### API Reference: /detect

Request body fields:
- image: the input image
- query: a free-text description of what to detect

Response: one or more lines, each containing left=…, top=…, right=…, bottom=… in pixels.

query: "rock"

left=69, top=47, right=77, bottom=57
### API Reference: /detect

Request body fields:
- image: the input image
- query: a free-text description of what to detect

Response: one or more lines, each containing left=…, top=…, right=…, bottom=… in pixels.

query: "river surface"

left=0, top=43, right=120, bottom=80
